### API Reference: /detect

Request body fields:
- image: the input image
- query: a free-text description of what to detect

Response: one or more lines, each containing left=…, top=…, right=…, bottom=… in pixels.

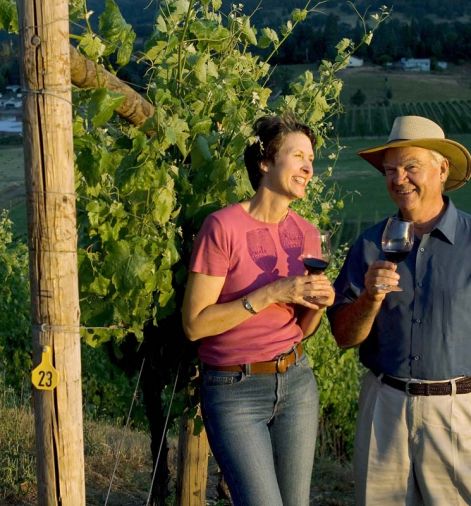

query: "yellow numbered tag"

left=31, top=346, right=59, bottom=391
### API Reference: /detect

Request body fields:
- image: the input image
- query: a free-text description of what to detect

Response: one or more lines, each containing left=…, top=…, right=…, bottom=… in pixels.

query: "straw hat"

left=358, top=115, right=471, bottom=191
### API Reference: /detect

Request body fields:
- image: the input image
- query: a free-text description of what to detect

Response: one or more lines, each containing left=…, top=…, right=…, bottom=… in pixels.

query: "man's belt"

left=202, top=342, right=303, bottom=375
left=382, top=374, right=471, bottom=396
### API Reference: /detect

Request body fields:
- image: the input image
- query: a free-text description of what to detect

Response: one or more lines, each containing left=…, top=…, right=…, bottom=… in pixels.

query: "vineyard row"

left=335, top=100, right=471, bottom=137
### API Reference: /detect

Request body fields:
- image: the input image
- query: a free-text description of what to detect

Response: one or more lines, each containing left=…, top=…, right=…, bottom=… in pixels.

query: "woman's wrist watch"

left=242, top=296, right=257, bottom=315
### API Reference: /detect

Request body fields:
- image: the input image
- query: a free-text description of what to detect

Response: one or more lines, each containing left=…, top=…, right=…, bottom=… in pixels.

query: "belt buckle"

left=405, top=380, right=427, bottom=396
left=276, top=354, right=288, bottom=374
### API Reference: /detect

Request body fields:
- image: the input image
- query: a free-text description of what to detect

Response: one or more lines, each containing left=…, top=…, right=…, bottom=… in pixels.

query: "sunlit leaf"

left=98, top=0, right=136, bottom=66
left=0, top=0, right=18, bottom=32
left=88, top=89, right=125, bottom=128
left=79, top=32, right=106, bottom=60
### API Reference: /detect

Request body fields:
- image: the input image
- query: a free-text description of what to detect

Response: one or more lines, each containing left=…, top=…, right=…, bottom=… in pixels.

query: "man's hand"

left=364, top=261, right=401, bottom=301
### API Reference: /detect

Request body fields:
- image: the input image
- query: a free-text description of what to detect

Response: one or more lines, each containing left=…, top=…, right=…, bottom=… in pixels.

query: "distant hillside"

left=103, top=0, right=471, bottom=66
left=238, top=0, right=470, bottom=17
left=95, top=0, right=471, bottom=36
left=2, top=0, right=471, bottom=92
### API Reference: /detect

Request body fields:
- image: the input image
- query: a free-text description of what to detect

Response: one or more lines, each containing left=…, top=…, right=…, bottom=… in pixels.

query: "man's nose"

left=393, top=168, right=408, bottom=184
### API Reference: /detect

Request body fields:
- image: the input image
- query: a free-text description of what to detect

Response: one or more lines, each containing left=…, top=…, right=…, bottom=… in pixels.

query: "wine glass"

left=375, top=217, right=414, bottom=290
left=303, top=231, right=331, bottom=274
left=381, top=217, right=414, bottom=262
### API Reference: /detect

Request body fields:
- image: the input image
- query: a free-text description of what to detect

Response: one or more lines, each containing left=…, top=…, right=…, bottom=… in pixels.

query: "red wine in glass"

left=383, top=250, right=410, bottom=263
left=303, top=257, right=330, bottom=273
left=376, top=217, right=414, bottom=291
left=303, top=231, right=331, bottom=274
left=381, top=217, right=414, bottom=264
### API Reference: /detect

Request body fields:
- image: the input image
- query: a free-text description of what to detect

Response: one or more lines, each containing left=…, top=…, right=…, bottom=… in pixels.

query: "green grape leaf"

left=98, top=0, right=136, bottom=66
left=88, top=89, right=125, bottom=128
left=79, top=32, right=106, bottom=60
left=241, top=18, right=257, bottom=45
left=194, top=54, right=208, bottom=83
left=258, top=27, right=279, bottom=48
left=156, top=14, right=167, bottom=33
left=0, top=0, right=18, bottom=32
left=89, top=274, right=111, bottom=296
left=152, top=187, right=175, bottom=225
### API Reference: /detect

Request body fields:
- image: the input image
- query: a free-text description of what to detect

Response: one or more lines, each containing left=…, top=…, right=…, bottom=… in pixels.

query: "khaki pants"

left=354, top=371, right=471, bottom=506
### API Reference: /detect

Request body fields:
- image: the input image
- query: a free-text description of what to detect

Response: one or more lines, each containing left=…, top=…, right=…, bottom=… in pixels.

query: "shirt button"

left=413, top=355, right=421, bottom=361
left=413, top=318, right=422, bottom=324
left=419, top=247, right=425, bottom=252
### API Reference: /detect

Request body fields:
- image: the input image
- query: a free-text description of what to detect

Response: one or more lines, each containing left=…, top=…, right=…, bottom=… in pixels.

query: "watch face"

left=242, top=297, right=256, bottom=314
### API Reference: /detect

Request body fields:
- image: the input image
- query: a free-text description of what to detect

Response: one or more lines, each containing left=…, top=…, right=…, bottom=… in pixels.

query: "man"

left=327, top=115, right=471, bottom=505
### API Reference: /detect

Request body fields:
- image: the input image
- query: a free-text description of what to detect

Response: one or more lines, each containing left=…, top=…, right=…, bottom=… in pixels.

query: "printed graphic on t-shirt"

left=246, top=228, right=277, bottom=273
left=279, top=216, right=304, bottom=274
left=246, top=216, right=305, bottom=276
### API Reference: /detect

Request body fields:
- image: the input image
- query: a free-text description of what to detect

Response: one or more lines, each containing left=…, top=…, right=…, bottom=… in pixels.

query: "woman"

left=182, top=114, right=335, bottom=505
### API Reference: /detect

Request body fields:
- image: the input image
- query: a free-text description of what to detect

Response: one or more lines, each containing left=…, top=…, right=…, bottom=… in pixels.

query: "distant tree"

left=323, top=14, right=340, bottom=60
left=350, top=88, right=366, bottom=107
left=0, top=69, right=6, bottom=91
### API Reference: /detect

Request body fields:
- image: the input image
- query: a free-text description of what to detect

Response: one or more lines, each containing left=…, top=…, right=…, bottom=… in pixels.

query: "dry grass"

left=0, top=405, right=36, bottom=505
left=83, top=419, right=152, bottom=505
left=0, top=400, right=355, bottom=506
left=311, top=458, right=355, bottom=506
left=0, top=402, right=153, bottom=506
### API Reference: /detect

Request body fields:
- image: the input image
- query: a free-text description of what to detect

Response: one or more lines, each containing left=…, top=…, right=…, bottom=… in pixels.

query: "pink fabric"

left=189, top=204, right=321, bottom=365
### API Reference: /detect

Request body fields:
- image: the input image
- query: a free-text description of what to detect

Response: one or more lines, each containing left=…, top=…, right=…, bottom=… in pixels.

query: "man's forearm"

left=331, top=292, right=383, bottom=348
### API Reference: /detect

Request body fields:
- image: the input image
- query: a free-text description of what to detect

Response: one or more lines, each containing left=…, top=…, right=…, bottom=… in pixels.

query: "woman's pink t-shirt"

left=189, top=204, right=321, bottom=366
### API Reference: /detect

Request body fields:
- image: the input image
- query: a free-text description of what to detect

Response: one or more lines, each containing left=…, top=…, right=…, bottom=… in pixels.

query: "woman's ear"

left=260, top=160, right=269, bottom=174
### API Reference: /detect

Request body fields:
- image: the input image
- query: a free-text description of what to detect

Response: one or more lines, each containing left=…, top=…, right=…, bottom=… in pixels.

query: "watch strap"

left=242, top=296, right=257, bottom=315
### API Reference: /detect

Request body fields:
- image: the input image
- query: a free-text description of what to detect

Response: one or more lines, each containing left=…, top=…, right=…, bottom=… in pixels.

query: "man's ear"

left=439, top=158, right=450, bottom=182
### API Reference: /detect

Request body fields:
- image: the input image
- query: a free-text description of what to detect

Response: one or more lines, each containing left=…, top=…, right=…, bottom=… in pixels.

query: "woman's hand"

left=267, top=274, right=335, bottom=311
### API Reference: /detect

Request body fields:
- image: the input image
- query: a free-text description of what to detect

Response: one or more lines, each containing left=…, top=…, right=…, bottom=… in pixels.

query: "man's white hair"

left=429, top=149, right=448, bottom=167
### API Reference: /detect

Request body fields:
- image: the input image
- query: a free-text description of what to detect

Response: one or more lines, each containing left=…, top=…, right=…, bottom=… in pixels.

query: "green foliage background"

left=0, top=211, right=31, bottom=390
left=0, top=0, right=388, bottom=460
left=72, top=0, right=387, bottom=457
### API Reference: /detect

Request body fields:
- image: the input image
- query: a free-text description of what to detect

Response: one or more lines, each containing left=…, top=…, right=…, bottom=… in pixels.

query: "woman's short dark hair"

left=243, top=113, right=316, bottom=190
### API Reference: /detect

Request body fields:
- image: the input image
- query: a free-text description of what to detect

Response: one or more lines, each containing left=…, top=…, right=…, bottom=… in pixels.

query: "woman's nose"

left=302, top=160, right=313, bottom=175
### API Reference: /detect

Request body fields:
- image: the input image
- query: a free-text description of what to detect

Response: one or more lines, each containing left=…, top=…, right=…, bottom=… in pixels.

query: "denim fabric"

left=201, top=355, right=319, bottom=506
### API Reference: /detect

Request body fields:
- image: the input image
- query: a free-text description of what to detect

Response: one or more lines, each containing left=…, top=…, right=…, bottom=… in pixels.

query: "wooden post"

left=17, top=1, right=85, bottom=505
left=176, top=408, right=209, bottom=506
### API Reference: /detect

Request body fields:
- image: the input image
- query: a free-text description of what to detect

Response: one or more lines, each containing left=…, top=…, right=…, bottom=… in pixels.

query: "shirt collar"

left=430, top=196, right=457, bottom=244
left=395, top=196, right=458, bottom=245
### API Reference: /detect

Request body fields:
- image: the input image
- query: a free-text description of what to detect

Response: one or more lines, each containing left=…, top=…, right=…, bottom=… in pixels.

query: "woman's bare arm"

left=182, top=272, right=336, bottom=341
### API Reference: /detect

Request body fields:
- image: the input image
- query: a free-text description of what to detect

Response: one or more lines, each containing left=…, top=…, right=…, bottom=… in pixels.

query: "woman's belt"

left=202, top=342, right=303, bottom=375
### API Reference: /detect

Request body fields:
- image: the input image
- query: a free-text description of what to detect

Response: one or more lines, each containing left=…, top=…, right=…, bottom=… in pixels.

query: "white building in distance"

left=400, top=58, right=431, bottom=72
left=347, top=56, right=364, bottom=68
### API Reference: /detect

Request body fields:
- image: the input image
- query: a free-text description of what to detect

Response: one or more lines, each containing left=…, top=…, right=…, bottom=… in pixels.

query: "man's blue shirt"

left=328, top=198, right=471, bottom=380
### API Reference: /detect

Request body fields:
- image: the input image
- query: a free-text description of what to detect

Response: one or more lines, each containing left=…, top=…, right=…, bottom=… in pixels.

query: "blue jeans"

left=200, top=354, right=319, bottom=506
